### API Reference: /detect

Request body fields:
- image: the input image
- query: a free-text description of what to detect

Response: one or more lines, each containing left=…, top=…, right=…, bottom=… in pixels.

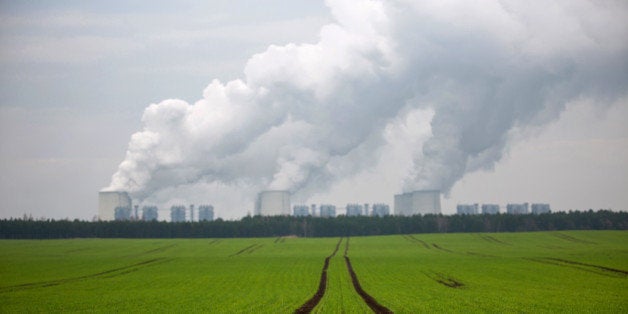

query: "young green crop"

left=0, top=231, right=626, bottom=313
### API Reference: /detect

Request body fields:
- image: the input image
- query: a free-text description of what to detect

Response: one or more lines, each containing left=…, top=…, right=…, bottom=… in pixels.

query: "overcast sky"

left=0, top=0, right=626, bottom=220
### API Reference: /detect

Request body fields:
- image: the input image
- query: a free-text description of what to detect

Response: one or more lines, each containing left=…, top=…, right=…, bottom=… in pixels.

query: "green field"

left=1, top=231, right=626, bottom=313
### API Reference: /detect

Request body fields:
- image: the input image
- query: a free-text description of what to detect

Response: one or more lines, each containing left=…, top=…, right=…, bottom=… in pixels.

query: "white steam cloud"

left=105, top=0, right=628, bottom=214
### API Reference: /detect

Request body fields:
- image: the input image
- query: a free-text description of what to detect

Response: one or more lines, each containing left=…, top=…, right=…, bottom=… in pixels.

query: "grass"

left=0, top=231, right=626, bottom=313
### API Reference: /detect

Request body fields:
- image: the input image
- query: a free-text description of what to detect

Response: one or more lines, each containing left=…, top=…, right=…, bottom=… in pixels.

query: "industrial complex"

left=98, top=190, right=550, bottom=221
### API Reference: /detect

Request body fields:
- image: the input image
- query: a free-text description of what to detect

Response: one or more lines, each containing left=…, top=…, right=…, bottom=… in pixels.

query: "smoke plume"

left=105, top=0, right=628, bottom=213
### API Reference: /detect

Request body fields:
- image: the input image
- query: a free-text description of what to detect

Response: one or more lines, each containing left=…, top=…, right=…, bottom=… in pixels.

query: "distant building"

left=346, top=204, right=364, bottom=216
left=394, top=190, right=441, bottom=216
left=114, top=206, right=132, bottom=220
left=319, top=204, right=336, bottom=218
left=142, top=206, right=159, bottom=221
left=98, top=191, right=132, bottom=221
left=457, top=204, right=479, bottom=215
left=170, top=205, right=186, bottom=222
left=293, top=205, right=310, bottom=217
left=255, top=190, right=291, bottom=216
left=481, top=204, right=500, bottom=214
left=506, top=203, right=529, bottom=215
left=310, top=204, right=317, bottom=217
left=531, top=203, right=551, bottom=214
left=371, top=204, right=390, bottom=217
left=198, top=205, right=214, bottom=221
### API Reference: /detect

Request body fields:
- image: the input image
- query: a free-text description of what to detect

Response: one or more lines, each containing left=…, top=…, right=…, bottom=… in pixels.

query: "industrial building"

left=114, top=206, right=132, bottom=220
left=481, top=204, right=500, bottom=214
left=457, top=204, right=479, bottom=215
left=506, top=203, right=529, bottom=215
left=346, top=204, right=364, bottom=216
left=371, top=204, right=390, bottom=217
left=255, top=190, right=291, bottom=216
left=319, top=204, right=336, bottom=218
left=98, top=191, right=132, bottom=221
left=170, top=206, right=186, bottom=222
left=198, top=205, right=214, bottom=221
left=394, top=190, right=441, bottom=216
left=142, top=206, right=158, bottom=221
left=293, top=205, right=310, bottom=217
left=531, top=203, right=551, bottom=214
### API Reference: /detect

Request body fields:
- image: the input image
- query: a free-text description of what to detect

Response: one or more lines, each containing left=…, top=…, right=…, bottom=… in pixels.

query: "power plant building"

left=98, top=191, right=132, bottom=221
left=507, top=203, right=529, bottom=215
left=481, top=204, right=500, bottom=214
left=531, top=203, right=551, bottom=214
left=142, top=206, right=158, bottom=221
left=319, top=204, right=336, bottom=218
left=457, top=204, right=479, bottom=215
left=255, top=190, right=291, bottom=216
left=345, top=204, right=364, bottom=216
left=114, top=206, right=132, bottom=220
left=198, top=205, right=214, bottom=221
left=293, top=205, right=310, bottom=217
left=371, top=203, right=390, bottom=217
left=170, top=206, right=186, bottom=222
left=394, top=190, right=441, bottom=216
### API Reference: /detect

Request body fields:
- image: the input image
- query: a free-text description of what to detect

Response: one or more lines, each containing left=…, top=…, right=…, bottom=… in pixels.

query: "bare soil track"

left=431, top=243, right=454, bottom=253
left=478, top=235, right=509, bottom=245
left=343, top=238, right=393, bottom=314
left=423, top=271, right=465, bottom=288
left=403, top=235, right=430, bottom=249
left=0, top=258, right=167, bottom=293
left=525, top=257, right=627, bottom=278
left=230, top=243, right=263, bottom=256
left=294, top=238, right=343, bottom=314
left=551, top=233, right=596, bottom=244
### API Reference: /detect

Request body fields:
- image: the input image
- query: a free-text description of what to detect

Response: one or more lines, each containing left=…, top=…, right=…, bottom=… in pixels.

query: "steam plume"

left=105, top=0, right=628, bottom=212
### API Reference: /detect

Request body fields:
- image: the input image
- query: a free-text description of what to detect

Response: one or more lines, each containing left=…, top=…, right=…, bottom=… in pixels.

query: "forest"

left=1, top=210, right=626, bottom=239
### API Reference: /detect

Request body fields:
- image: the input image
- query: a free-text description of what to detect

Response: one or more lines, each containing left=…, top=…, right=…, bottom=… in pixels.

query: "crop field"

left=1, top=231, right=626, bottom=313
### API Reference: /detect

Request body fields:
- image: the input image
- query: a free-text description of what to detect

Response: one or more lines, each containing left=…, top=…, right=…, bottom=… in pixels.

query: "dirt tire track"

left=479, top=235, right=510, bottom=245
left=551, top=233, right=596, bottom=244
left=431, top=243, right=453, bottom=253
left=544, top=258, right=627, bottom=275
left=524, top=257, right=626, bottom=278
left=466, top=251, right=498, bottom=258
left=141, top=244, right=177, bottom=255
left=343, top=238, right=393, bottom=314
left=229, top=244, right=261, bottom=256
left=208, top=239, right=221, bottom=245
left=423, top=271, right=465, bottom=288
left=247, top=244, right=264, bottom=254
left=403, top=235, right=430, bottom=249
left=274, top=237, right=283, bottom=243
left=0, top=258, right=167, bottom=293
left=294, top=238, right=343, bottom=314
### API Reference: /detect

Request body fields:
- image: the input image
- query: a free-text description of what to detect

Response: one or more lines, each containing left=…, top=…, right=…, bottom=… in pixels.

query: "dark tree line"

left=0, top=210, right=626, bottom=239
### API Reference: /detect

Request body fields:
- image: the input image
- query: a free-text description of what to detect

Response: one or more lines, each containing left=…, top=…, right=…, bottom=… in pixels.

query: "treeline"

left=0, top=210, right=626, bottom=239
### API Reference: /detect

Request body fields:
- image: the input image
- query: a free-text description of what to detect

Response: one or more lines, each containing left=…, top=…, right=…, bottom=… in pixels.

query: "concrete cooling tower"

left=254, top=190, right=291, bottom=216
left=98, top=191, right=132, bottom=221
left=394, top=190, right=441, bottom=216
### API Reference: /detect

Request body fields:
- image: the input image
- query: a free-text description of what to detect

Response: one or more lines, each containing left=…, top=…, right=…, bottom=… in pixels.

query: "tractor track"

left=294, top=237, right=343, bottom=314
left=524, top=257, right=627, bottom=278
left=0, top=258, right=168, bottom=293
left=343, top=238, right=393, bottom=314
left=423, top=271, right=465, bottom=288
left=551, top=233, right=596, bottom=244
left=403, top=235, right=430, bottom=249
left=478, top=235, right=509, bottom=245
left=431, top=243, right=454, bottom=253
left=230, top=243, right=263, bottom=256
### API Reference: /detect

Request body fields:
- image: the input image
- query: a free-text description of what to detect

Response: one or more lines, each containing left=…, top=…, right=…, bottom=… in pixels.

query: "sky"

left=0, top=0, right=626, bottom=220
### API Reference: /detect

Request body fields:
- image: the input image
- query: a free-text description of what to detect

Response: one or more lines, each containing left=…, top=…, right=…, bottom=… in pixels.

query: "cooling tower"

left=394, top=190, right=441, bottom=216
left=98, top=191, right=132, bottom=221
left=254, top=190, right=291, bottom=216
